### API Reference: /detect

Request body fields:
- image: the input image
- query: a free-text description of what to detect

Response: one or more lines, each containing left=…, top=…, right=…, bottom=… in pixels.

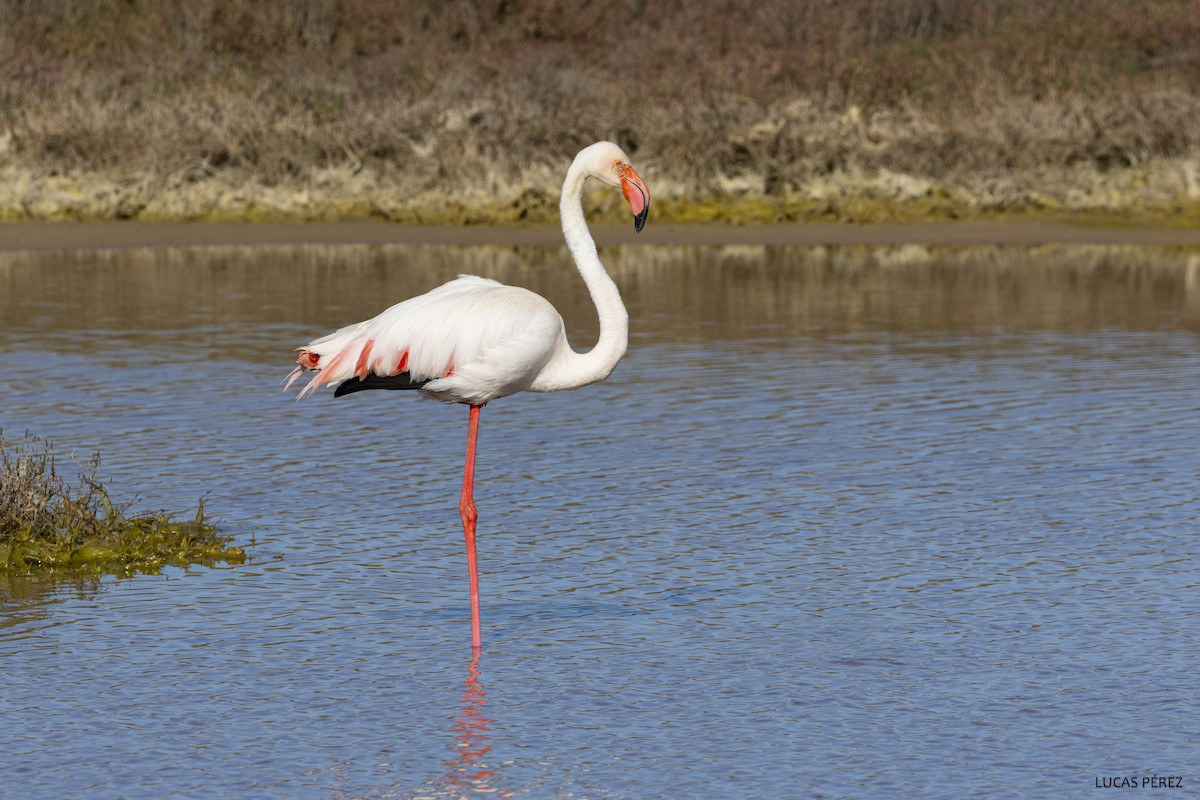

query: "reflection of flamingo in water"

left=288, top=142, right=650, bottom=649
left=440, top=653, right=510, bottom=796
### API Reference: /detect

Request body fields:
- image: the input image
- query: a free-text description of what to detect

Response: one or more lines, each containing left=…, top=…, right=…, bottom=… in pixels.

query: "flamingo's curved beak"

left=618, top=164, right=650, bottom=233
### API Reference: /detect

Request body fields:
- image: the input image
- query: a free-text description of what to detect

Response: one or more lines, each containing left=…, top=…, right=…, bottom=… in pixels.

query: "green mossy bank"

left=1, top=436, right=246, bottom=576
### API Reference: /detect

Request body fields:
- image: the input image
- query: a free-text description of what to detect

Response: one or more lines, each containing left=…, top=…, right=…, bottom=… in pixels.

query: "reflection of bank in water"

left=0, top=242, right=1196, bottom=363
left=439, top=654, right=511, bottom=798
left=0, top=572, right=105, bottom=638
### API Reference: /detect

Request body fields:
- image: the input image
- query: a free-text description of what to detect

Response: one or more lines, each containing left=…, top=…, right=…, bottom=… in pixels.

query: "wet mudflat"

left=1, top=240, right=1197, bottom=799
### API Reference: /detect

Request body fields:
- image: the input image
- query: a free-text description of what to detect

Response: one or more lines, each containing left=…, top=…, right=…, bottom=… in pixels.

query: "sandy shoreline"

left=3, top=220, right=1200, bottom=253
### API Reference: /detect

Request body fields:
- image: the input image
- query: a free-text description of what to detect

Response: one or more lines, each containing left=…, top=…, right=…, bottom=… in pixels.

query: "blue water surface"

left=1, top=243, right=1197, bottom=799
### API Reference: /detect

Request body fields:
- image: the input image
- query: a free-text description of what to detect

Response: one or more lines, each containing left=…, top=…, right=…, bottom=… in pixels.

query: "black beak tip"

left=633, top=207, right=649, bottom=233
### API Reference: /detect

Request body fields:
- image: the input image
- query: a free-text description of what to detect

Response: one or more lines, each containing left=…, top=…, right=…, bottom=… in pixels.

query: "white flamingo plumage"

left=288, top=141, right=650, bottom=649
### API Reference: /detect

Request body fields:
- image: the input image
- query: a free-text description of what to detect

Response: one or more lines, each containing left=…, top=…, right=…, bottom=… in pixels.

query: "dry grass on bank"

left=2, top=0, right=1199, bottom=223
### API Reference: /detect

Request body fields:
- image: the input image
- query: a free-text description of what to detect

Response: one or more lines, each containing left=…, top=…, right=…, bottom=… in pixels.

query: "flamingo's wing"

left=291, top=275, right=565, bottom=404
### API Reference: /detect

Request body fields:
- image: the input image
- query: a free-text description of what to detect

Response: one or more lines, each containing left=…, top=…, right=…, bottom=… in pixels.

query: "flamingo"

left=288, top=141, right=650, bottom=649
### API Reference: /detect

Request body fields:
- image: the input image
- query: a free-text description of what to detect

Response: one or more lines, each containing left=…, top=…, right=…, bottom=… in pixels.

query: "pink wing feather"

left=290, top=274, right=566, bottom=405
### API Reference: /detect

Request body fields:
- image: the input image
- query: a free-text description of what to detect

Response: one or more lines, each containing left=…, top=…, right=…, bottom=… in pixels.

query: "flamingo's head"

left=578, top=141, right=650, bottom=233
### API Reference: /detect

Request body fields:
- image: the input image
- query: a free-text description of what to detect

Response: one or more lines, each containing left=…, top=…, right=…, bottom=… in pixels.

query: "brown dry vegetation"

left=2, top=0, right=1199, bottom=223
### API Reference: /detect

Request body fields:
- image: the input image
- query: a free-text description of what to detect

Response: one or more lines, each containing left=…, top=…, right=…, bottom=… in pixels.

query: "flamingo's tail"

left=287, top=332, right=389, bottom=399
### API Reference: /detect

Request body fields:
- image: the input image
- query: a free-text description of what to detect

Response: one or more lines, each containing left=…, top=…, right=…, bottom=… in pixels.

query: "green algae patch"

left=1047, top=199, right=1200, bottom=230
left=1, top=434, right=246, bottom=577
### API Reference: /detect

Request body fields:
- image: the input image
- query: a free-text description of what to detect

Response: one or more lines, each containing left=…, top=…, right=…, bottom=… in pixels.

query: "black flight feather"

left=334, top=372, right=429, bottom=397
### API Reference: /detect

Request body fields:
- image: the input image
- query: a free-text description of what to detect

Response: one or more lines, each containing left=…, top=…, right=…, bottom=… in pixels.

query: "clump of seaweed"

left=0, top=432, right=246, bottom=575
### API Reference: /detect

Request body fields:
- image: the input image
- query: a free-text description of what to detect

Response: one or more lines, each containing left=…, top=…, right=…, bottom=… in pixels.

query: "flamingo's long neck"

left=544, top=160, right=629, bottom=390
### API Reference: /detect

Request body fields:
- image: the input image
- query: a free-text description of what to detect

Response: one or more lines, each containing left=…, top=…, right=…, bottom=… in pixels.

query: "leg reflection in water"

left=440, top=652, right=510, bottom=797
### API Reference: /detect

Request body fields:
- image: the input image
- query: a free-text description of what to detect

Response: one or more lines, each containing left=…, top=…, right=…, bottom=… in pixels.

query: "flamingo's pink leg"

left=459, top=404, right=483, bottom=650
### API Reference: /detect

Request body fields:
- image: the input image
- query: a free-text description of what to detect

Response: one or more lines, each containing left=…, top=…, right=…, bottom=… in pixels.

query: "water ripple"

left=2, top=244, right=1199, bottom=799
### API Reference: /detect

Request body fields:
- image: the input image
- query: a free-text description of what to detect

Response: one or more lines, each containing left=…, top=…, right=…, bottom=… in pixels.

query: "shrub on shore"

left=0, top=433, right=246, bottom=575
